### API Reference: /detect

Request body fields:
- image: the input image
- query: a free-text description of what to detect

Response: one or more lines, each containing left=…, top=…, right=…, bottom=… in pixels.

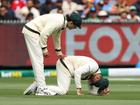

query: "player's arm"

left=40, top=24, right=54, bottom=48
left=39, top=23, right=55, bottom=57
left=74, top=64, right=91, bottom=96
left=52, top=32, right=65, bottom=59
left=74, top=70, right=82, bottom=96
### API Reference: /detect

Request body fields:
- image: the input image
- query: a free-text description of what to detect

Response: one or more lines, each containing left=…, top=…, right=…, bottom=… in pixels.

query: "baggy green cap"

left=69, top=12, right=82, bottom=28
left=94, top=78, right=109, bottom=94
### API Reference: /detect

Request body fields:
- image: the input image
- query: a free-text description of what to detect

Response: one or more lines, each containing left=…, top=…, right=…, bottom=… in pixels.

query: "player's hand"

left=99, top=88, right=110, bottom=96
left=42, top=48, right=49, bottom=57
left=55, top=50, right=65, bottom=59
left=76, top=88, right=83, bottom=96
left=57, top=53, right=65, bottom=59
left=102, top=88, right=110, bottom=96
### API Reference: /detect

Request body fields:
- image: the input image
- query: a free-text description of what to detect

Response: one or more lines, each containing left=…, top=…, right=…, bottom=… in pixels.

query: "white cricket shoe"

left=35, top=87, right=57, bottom=96
left=23, top=81, right=37, bottom=95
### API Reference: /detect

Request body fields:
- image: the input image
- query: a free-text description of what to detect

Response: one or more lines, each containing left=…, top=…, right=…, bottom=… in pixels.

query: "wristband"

left=55, top=49, right=61, bottom=52
left=42, top=47, right=47, bottom=49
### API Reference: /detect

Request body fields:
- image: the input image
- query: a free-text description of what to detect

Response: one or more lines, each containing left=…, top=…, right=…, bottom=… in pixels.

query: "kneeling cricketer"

left=24, top=56, right=110, bottom=96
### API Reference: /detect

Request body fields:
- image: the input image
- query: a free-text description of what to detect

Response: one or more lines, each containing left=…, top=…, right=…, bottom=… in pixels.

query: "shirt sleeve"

left=39, top=23, right=56, bottom=48
left=74, top=64, right=91, bottom=88
left=89, top=85, right=99, bottom=95
left=96, top=69, right=101, bottom=74
left=52, top=31, right=62, bottom=50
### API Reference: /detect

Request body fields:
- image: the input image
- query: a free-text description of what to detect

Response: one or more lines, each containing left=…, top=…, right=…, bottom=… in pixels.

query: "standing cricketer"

left=24, top=56, right=110, bottom=96
left=22, top=12, right=82, bottom=95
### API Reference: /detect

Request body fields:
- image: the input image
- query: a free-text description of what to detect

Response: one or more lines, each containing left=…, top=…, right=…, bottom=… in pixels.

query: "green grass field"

left=0, top=77, right=140, bottom=105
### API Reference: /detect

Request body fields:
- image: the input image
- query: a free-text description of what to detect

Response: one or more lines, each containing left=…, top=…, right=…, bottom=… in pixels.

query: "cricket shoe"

left=35, top=87, right=57, bottom=96
left=23, top=81, right=37, bottom=95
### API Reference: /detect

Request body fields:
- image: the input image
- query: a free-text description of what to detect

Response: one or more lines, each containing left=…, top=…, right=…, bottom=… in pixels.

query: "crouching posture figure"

left=24, top=56, right=110, bottom=96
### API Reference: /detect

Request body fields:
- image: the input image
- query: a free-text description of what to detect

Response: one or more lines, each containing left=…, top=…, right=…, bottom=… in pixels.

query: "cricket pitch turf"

left=0, top=77, right=140, bottom=105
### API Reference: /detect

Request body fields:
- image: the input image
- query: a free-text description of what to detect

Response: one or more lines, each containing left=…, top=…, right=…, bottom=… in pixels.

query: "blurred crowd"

left=0, top=0, right=140, bottom=22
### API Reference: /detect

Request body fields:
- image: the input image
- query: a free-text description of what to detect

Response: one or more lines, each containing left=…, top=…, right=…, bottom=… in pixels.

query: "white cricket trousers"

left=22, top=27, right=46, bottom=87
left=47, top=59, right=71, bottom=95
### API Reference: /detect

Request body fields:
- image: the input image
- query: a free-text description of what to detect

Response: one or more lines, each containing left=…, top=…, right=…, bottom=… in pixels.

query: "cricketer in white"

left=24, top=56, right=110, bottom=96
left=22, top=12, right=82, bottom=95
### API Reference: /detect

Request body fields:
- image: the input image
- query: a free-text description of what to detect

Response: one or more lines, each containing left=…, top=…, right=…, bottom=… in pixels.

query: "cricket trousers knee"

left=46, top=60, right=71, bottom=95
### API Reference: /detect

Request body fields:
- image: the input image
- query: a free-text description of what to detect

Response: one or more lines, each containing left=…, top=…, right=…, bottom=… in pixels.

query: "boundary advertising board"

left=0, top=23, right=139, bottom=66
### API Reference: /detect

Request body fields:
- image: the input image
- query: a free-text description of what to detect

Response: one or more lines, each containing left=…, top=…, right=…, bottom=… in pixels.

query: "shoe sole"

left=23, top=82, right=37, bottom=95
